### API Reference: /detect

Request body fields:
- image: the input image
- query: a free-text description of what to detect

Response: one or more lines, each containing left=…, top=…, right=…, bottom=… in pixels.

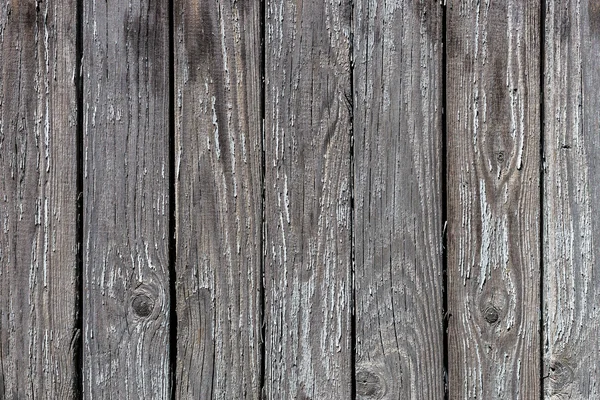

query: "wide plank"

left=174, top=0, right=262, bottom=398
left=263, top=0, right=353, bottom=398
left=543, top=0, right=600, bottom=397
left=0, top=1, right=79, bottom=398
left=447, top=0, right=541, bottom=398
left=353, top=1, right=445, bottom=399
left=82, top=0, right=171, bottom=397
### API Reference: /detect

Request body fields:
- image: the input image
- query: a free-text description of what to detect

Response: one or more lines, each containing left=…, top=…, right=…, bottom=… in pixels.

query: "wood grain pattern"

left=263, top=0, right=353, bottom=398
left=82, top=0, right=170, bottom=397
left=543, top=0, right=600, bottom=397
left=0, top=1, right=78, bottom=398
left=447, top=0, right=541, bottom=398
left=174, top=0, right=262, bottom=398
left=353, top=1, right=445, bottom=399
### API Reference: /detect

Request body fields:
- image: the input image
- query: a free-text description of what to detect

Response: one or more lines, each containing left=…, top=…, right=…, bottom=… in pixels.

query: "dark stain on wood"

left=589, top=1, right=600, bottom=35
left=12, top=0, right=37, bottom=27
left=182, top=2, right=216, bottom=82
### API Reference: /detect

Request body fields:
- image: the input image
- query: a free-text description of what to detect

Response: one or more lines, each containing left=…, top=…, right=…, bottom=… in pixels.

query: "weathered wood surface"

left=263, top=0, right=353, bottom=398
left=174, top=0, right=262, bottom=398
left=353, top=1, right=445, bottom=399
left=5, top=1, right=600, bottom=398
left=447, top=0, right=541, bottom=398
left=82, top=0, right=170, bottom=397
left=0, top=1, right=78, bottom=398
left=543, top=1, right=600, bottom=398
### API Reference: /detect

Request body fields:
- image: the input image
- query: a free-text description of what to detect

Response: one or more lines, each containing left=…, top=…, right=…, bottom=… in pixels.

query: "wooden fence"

left=0, top=0, right=597, bottom=398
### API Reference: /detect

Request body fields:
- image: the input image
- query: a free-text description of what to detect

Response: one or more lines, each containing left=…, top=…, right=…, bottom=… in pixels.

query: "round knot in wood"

left=548, top=359, right=574, bottom=391
left=483, top=306, right=499, bottom=324
left=356, top=369, right=385, bottom=398
left=132, top=294, right=155, bottom=318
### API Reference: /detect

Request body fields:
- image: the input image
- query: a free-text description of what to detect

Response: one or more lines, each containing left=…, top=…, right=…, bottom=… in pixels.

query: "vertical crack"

left=75, top=0, right=84, bottom=396
left=441, top=1, right=449, bottom=399
left=260, top=0, right=267, bottom=398
left=539, top=1, right=546, bottom=398
left=349, top=0, right=356, bottom=398
left=168, top=0, right=177, bottom=398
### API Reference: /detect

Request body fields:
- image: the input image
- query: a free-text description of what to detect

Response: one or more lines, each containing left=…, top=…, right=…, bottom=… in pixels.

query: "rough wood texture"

left=264, top=0, right=353, bottom=398
left=353, top=1, right=445, bottom=399
left=82, top=0, right=170, bottom=397
left=174, top=0, right=262, bottom=398
left=0, top=1, right=78, bottom=398
left=447, top=1, right=541, bottom=398
left=543, top=1, right=600, bottom=397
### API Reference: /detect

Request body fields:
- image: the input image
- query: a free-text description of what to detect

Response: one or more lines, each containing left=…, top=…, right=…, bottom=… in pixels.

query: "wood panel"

left=263, top=0, right=353, bottom=398
left=543, top=0, right=600, bottom=397
left=82, top=0, right=170, bottom=397
left=353, top=1, right=445, bottom=399
left=0, top=1, right=78, bottom=398
left=447, top=0, right=541, bottom=398
left=173, top=0, right=262, bottom=398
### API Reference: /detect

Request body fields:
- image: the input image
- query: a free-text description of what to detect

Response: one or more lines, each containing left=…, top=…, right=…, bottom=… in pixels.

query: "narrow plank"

left=82, top=0, right=170, bottom=397
left=174, top=0, right=262, bottom=398
left=543, top=1, right=600, bottom=397
left=447, top=1, right=541, bottom=398
left=263, top=0, right=353, bottom=398
left=353, top=1, right=445, bottom=399
left=0, top=1, right=78, bottom=397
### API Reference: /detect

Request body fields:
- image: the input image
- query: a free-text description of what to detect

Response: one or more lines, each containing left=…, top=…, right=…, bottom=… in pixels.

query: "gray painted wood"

left=353, top=1, right=445, bottom=399
left=447, top=0, right=541, bottom=398
left=82, top=0, right=170, bottom=397
left=263, top=0, right=353, bottom=398
left=543, top=1, right=600, bottom=397
left=0, top=0, right=79, bottom=397
left=0, top=1, right=78, bottom=398
left=174, top=0, right=262, bottom=398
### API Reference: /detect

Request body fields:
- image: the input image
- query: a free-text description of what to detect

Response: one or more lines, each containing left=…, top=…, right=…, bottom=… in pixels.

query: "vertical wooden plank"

left=0, top=1, right=78, bottom=397
left=353, top=1, right=445, bottom=399
left=82, top=0, right=170, bottom=397
left=174, top=0, right=262, bottom=398
left=543, top=1, right=600, bottom=397
left=447, top=0, right=541, bottom=398
left=264, top=0, right=352, bottom=398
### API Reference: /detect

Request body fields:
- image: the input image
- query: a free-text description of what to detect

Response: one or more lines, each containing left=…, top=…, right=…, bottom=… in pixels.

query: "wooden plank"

left=82, top=0, right=170, bottom=397
left=173, top=0, right=262, bottom=398
left=543, top=1, right=600, bottom=397
left=353, top=1, right=445, bottom=399
left=263, top=0, right=352, bottom=398
left=0, top=1, right=78, bottom=397
left=447, top=0, right=541, bottom=398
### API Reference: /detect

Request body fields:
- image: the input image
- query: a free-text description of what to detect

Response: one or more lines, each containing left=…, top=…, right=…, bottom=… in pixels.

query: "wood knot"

left=548, top=359, right=574, bottom=391
left=132, top=293, right=155, bottom=318
left=483, top=306, right=499, bottom=324
left=356, top=368, right=385, bottom=398
left=479, top=286, right=508, bottom=328
left=496, top=151, right=505, bottom=163
left=128, top=279, right=165, bottom=324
